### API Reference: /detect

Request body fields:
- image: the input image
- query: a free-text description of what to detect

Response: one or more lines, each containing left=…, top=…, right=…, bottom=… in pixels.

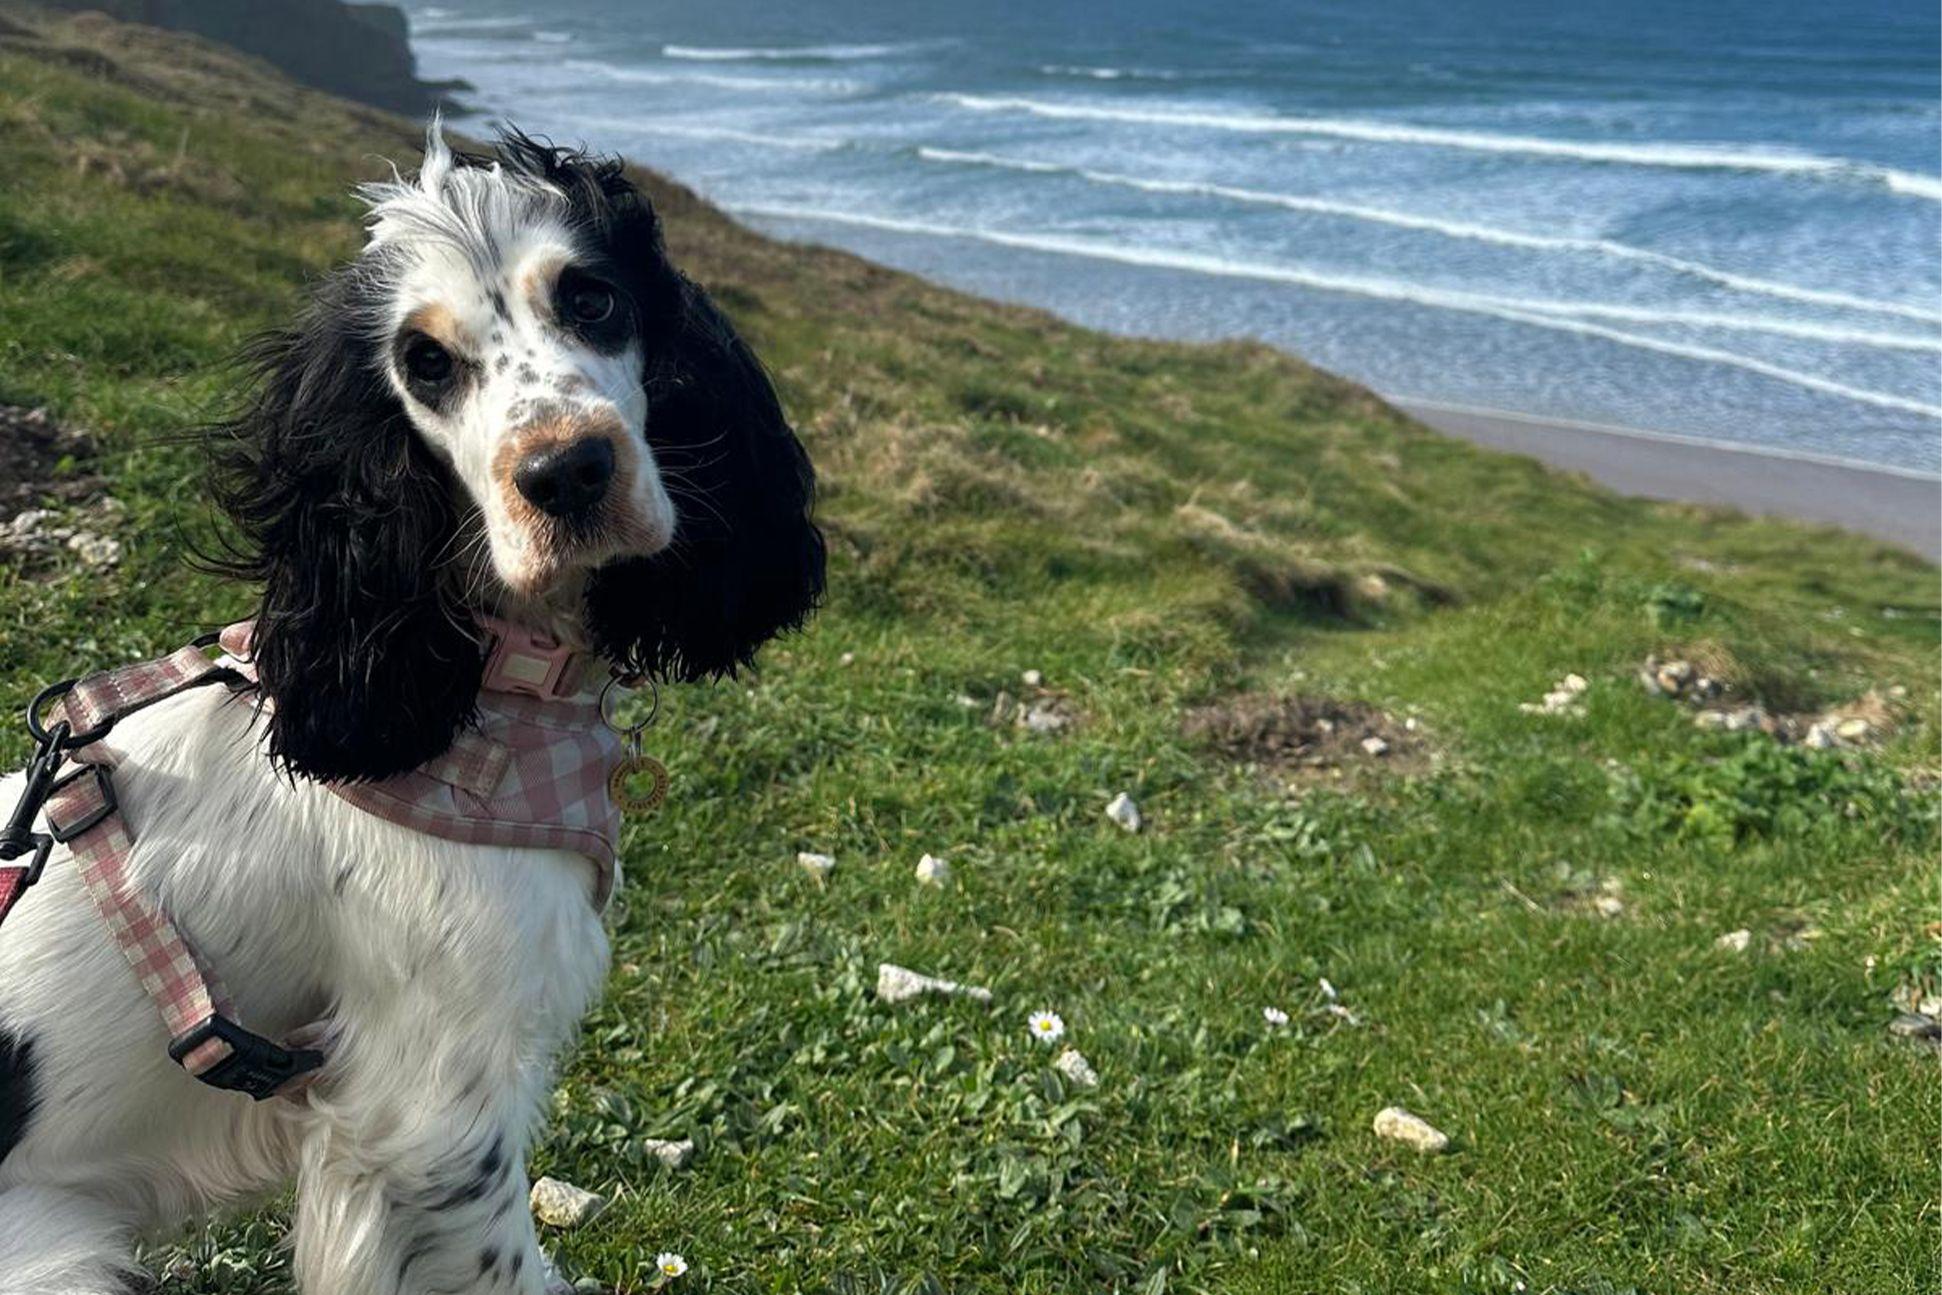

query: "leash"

left=0, top=635, right=323, bottom=1099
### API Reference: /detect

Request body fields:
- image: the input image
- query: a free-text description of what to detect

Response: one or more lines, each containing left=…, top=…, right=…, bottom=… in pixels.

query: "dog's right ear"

left=207, top=271, right=483, bottom=783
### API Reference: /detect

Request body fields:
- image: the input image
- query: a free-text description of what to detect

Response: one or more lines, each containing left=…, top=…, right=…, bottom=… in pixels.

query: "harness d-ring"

left=599, top=672, right=669, bottom=817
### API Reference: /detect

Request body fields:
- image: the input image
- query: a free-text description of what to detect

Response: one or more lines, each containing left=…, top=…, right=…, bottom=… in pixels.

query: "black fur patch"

left=0, top=1027, right=38, bottom=1166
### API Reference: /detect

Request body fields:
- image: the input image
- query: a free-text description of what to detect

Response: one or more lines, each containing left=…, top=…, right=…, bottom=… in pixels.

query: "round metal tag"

left=610, top=754, right=669, bottom=816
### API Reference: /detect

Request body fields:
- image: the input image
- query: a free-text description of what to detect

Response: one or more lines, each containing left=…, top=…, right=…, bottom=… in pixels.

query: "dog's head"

left=211, top=125, right=824, bottom=782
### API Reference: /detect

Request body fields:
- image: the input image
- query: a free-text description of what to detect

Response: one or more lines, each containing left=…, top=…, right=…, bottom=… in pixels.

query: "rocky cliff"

left=36, top=0, right=460, bottom=113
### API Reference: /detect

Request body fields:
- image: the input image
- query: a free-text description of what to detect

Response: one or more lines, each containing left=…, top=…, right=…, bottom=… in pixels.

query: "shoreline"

left=1393, top=397, right=1939, bottom=560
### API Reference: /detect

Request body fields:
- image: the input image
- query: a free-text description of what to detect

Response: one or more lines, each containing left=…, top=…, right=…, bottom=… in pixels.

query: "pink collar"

left=476, top=615, right=598, bottom=701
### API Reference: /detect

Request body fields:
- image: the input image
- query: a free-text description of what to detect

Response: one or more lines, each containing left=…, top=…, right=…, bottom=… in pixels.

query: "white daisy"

left=656, top=1252, right=689, bottom=1278
left=1262, top=1006, right=1290, bottom=1027
left=1028, top=1010, right=1066, bottom=1044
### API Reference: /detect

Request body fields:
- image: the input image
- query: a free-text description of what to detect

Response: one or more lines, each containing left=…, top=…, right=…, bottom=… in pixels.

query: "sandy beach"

left=1396, top=399, right=1940, bottom=562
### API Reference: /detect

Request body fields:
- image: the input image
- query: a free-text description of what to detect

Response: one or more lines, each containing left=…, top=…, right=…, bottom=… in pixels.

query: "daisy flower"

left=1028, top=1010, right=1066, bottom=1044
left=1262, top=1006, right=1290, bottom=1027
left=656, top=1252, right=689, bottom=1279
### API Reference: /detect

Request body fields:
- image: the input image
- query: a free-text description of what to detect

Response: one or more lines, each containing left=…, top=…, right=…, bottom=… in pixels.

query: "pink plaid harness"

left=0, top=620, right=624, bottom=1099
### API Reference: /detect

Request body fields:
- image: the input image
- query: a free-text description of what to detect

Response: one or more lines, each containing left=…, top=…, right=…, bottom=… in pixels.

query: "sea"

left=406, top=0, right=1942, bottom=474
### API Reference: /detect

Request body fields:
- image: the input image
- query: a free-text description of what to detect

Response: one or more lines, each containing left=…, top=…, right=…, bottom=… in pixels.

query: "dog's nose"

left=514, top=437, right=615, bottom=518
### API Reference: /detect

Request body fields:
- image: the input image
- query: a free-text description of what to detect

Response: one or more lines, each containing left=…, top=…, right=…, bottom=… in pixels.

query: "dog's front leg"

left=289, top=1055, right=552, bottom=1295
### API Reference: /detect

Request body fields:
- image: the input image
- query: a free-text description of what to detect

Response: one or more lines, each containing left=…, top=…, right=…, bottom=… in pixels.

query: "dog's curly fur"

left=0, top=127, right=821, bottom=1293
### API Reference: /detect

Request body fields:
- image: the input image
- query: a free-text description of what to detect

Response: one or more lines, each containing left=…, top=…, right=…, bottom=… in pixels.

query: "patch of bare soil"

left=1183, top=692, right=1428, bottom=779
left=0, top=405, right=102, bottom=523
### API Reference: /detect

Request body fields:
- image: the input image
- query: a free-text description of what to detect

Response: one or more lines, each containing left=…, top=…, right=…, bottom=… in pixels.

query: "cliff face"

left=36, top=0, right=461, bottom=113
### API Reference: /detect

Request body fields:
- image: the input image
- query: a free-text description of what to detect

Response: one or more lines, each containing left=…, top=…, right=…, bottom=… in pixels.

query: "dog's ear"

left=208, top=272, right=482, bottom=782
left=585, top=276, right=825, bottom=681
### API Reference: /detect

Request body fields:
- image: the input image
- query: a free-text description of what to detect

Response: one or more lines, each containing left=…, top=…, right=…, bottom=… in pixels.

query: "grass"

left=1, top=8, right=1938, bottom=1293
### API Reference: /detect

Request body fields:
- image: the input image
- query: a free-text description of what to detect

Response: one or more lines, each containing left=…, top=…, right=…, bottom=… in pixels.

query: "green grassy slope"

left=1, top=9, right=1937, bottom=1293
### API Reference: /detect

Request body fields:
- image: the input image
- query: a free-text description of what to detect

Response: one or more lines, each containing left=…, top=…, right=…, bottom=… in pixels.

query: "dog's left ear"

left=585, top=278, right=826, bottom=680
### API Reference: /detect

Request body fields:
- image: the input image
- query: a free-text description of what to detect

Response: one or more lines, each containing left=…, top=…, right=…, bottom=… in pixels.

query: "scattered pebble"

left=1694, top=705, right=1769, bottom=734
left=838, top=651, right=855, bottom=666
left=914, top=853, right=951, bottom=887
left=1519, top=674, right=1588, bottom=718
left=530, top=1177, right=607, bottom=1229
left=1021, top=668, right=1044, bottom=688
left=796, top=851, right=835, bottom=883
left=875, top=962, right=992, bottom=1004
left=1638, top=657, right=1724, bottom=703
left=1262, top=1005, right=1290, bottom=1027
left=1592, top=893, right=1626, bottom=919
left=1022, top=700, right=1069, bottom=734
left=1053, top=1047, right=1098, bottom=1087
left=1715, top=928, right=1753, bottom=953
left=643, top=1138, right=695, bottom=1169
left=1888, top=1012, right=1941, bottom=1041
left=1373, top=1106, right=1450, bottom=1154
left=1105, top=792, right=1142, bottom=832
left=1360, top=735, right=1390, bottom=757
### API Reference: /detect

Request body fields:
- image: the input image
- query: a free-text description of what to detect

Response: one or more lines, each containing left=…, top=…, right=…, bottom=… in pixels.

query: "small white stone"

left=839, top=651, right=856, bottom=665
left=953, top=693, right=978, bottom=708
left=1021, top=669, right=1044, bottom=688
left=1835, top=717, right=1872, bottom=741
left=875, top=962, right=992, bottom=1004
left=643, top=1137, right=695, bottom=1169
left=1561, top=674, right=1588, bottom=694
left=1373, top=1106, right=1449, bottom=1154
left=1053, top=1047, right=1099, bottom=1087
left=1715, top=928, right=1752, bottom=953
left=1592, top=894, right=1625, bottom=918
left=1803, top=722, right=1838, bottom=749
left=530, top=1177, right=607, bottom=1229
left=1105, top=792, right=1141, bottom=832
left=65, top=531, right=120, bottom=567
left=914, top=853, right=951, bottom=886
left=1360, top=736, right=1390, bottom=757
left=1022, top=701, right=1068, bottom=734
left=796, top=851, right=835, bottom=883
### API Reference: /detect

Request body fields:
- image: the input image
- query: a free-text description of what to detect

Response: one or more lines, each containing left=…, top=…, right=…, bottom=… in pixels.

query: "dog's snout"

left=514, top=436, right=615, bottom=518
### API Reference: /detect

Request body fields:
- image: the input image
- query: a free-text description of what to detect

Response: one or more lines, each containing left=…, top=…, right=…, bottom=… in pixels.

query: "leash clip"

left=0, top=690, right=81, bottom=884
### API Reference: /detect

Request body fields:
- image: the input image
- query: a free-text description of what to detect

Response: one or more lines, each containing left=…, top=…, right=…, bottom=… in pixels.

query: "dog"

left=0, top=125, right=823, bottom=1293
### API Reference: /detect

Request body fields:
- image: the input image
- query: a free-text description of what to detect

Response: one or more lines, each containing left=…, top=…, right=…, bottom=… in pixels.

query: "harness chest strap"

left=39, top=644, right=323, bottom=1099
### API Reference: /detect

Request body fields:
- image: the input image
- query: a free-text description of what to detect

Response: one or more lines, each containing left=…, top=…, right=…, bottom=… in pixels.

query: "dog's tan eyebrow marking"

left=403, top=303, right=470, bottom=354
left=521, top=255, right=566, bottom=321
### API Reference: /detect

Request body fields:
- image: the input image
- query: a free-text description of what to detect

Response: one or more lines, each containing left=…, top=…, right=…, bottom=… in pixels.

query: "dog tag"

left=610, top=754, right=669, bottom=816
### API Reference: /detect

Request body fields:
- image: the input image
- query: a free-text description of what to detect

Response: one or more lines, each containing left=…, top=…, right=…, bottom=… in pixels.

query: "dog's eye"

left=401, top=335, right=454, bottom=386
left=564, top=280, right=616, bottom=325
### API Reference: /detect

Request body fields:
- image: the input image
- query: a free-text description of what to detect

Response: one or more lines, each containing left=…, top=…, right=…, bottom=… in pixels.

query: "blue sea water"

left=407, top=0, right=1942, bottom=473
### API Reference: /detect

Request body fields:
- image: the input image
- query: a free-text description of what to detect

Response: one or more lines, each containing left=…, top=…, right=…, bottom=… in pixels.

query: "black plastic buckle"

left=168, top=1015, right=325, bottom=1101
left=0, top=719, right=69, bottom=884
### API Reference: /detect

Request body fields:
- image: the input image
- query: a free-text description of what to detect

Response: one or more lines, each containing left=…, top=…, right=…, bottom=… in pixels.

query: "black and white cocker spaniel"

left=0, top=126, right=822, bottom=1293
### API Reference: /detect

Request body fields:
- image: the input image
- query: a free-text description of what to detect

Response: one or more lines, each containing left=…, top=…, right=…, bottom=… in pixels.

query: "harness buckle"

left=45, top=764, right=117, bottom=844
left=168, top=1015, right=325, bottom=1101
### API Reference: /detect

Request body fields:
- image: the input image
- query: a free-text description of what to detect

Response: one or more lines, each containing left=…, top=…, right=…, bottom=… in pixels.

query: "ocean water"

left=408, top=0, right=1942, bottom=473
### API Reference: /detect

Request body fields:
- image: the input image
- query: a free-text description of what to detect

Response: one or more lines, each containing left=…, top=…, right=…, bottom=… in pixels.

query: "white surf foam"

left=734, top=203, right=1942, bottom=418
left=938, top=95, right=1942, bottom=200
left=560, top=115, right=848, bottom=153
left=565, top=60, right=859, bottom=94
left=663, top=42, right=910, bottom=62
left=1038, top=64, right=1182, bottom=81
left=914, top=147, right=1941, bottom=324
